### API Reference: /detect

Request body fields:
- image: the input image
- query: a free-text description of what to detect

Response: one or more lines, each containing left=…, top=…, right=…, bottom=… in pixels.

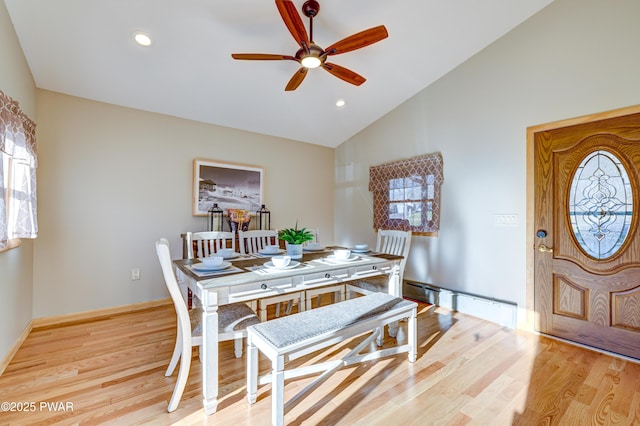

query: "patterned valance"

left=369, top=152, right=444, bottom=233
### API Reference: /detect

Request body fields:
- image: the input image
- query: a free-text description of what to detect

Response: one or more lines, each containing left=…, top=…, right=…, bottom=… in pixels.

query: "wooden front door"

left=533, top=108, right=640, bottom=359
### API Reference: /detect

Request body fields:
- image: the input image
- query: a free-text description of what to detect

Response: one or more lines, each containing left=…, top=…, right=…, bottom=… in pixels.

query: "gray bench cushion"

left=248, top=293, right=415, bottom=349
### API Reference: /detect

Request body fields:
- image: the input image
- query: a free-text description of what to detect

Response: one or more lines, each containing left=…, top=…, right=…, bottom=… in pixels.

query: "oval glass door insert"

left=569, top=150, right=633, bottom=259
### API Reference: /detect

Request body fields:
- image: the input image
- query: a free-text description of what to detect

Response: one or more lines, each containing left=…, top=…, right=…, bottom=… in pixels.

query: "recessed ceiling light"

left=336, top=99, right=346, bottom=108
left=133, top=32, right=152, bottom=47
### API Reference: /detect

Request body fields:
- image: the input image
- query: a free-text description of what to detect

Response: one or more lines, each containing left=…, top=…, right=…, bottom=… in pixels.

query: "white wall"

left=34, top=91, right=334, bottom=318
left=335, top=0, right=640, bottom=326
left=0, top=0, right=36, bottom=365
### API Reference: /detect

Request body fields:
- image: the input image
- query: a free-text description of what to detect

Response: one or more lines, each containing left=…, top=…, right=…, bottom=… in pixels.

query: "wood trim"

left=525, top=104, right=640, bottom=333
left=0, top=322, right=32, bottom=376
left=31, top=298, right=172, bottom=329
left=0, top=238, right=22, bottom=254
left=527, top=104, right=640, bottom=134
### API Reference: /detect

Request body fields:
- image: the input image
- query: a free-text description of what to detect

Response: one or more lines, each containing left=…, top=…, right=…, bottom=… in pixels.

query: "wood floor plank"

left=1, top=302, right=638, bottom=425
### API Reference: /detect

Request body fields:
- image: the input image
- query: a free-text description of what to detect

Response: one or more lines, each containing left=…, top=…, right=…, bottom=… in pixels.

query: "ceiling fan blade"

left=276, top=0, right=310, bottom=49
left=322, top=62, right=366, bottom=86
left=285, top=67, right=308, bottom=91
left=232, top=53, right=296, bottom=61
left=325, top=25, right=388, bottom=56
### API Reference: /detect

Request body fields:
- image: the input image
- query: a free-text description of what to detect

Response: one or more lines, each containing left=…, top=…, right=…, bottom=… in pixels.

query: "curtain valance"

left=0, top=91, right=37, bottom=166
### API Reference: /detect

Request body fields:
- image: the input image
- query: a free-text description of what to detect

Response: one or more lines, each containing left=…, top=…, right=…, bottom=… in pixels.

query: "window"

left=0, top=91, right=37, bottom=250
left=369, top=153, right=443, bottom=234
left=569, top=149, right=633, bottom=259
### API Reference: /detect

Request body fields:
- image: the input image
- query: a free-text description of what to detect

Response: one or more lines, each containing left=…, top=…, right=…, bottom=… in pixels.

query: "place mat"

left=249, top=252, right=285, bottom=258
left=315, top=256, right=370, bottom=266
left=187, top=264, right=244, bottom=277
left=197, top=253, right=254, bottom=262
left=245, top=262, right=314, bottom=275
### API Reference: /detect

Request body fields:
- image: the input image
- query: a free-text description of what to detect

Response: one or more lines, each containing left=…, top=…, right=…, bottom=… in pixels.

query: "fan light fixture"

left=231, top=0, right=388, bottom=91
left=301, top=55, right=321, bottom=69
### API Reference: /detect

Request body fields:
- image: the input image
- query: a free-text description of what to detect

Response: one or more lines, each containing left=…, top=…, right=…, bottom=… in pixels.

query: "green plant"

left=278, top=222, right=315, bottom=245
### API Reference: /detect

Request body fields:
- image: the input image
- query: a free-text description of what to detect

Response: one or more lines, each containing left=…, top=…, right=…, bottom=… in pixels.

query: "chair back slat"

left=186, top=231, right=236, bottom=259
left=375, top=230, right=412, bottom=283
left=238, top=230, right=278, bottom=254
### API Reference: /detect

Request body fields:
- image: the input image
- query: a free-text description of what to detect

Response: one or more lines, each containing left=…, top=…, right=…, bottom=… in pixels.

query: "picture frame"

left=193, top=159, right=263, bottom=216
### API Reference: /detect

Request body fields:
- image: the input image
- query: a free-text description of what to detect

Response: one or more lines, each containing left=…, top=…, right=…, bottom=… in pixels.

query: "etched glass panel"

left=569, top=150, right=633, bottom=259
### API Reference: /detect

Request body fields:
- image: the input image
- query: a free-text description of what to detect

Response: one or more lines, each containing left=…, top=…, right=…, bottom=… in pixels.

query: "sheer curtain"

left=0, top=91, right=37, bottom=249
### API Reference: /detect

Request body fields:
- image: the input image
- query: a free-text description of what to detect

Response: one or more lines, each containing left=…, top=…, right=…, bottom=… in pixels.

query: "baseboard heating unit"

left=403, top=281, right=517, bottom=329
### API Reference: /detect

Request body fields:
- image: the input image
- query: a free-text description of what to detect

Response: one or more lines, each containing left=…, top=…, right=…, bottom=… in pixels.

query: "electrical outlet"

left=495, top=214, right=518, bottom=227
left=131, top=268, right=141, bottom=280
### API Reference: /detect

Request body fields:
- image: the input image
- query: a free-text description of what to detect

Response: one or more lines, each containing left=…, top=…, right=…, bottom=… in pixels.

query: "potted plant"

left=278, top=223, right=315, bottom=259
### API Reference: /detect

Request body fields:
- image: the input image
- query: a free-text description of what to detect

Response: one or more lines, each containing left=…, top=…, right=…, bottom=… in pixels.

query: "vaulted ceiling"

left=5, top=0, right=554, bottom=147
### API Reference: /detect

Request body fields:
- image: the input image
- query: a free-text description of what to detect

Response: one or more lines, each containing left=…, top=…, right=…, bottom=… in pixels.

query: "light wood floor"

left=1, top=299, right=639, bottom=426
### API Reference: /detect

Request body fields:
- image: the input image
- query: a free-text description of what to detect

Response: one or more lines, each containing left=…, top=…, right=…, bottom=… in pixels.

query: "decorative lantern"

left=208, top=203, right=223, bottom=231
left=257, top=204, right=271, bottom=230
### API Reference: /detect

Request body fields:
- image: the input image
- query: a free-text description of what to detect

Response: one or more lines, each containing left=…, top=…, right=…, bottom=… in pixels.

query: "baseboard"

left=0, top=322, right=33, bottom=376
left=1, top=298, right=172, bottom=376
left=31, top=298, right=172, bottom=329
left=404, top=281, right=517, bottom=329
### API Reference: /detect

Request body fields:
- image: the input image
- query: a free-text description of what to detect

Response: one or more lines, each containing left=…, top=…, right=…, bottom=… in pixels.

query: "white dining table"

left=173, top=249, right=402, bottom=415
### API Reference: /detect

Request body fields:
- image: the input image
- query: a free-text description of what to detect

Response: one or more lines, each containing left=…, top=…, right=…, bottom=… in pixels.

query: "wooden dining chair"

left=155, top=238, right=260, bottom=412
left=238, top=229, right=304, bottom=321
left=186, top=231, right=236, bottom=258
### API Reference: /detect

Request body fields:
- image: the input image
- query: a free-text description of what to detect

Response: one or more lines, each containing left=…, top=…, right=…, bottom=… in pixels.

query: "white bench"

left=246, top=293, right=418, bottom=426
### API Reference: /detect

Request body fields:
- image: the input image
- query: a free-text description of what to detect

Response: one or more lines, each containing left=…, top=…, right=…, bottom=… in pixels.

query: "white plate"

left=264, top=260, right=300, bottom=270
left=258, top=249, right=285, bottom=256
left=326, top=254, right=359, bottom=262
left=351, top=249, right=371, bottom=253
left=193, top=261, right=232, bottom=271
left=304, top=246, right=326, bottom=252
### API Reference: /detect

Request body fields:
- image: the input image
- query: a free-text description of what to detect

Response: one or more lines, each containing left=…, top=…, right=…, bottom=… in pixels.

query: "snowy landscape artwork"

left=193, top=159, right=263, bottom=216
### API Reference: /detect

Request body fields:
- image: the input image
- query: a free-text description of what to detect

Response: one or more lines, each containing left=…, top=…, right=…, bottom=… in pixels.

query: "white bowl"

left=217, top=248, right=235, bottom=258
left=202, top=256, right=224, bottom=267
left=263, top=244, right=281, bottom=254
left=306, top=242, right=322, bottom=250
left=334, top=249, right=351, bottom=260
left=271, top=255, right=291, bottom=268
left=354, top=243, right=368, bottom=250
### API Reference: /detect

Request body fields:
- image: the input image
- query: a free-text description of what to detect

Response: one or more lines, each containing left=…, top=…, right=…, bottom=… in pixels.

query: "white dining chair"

left=237, top=229, right=278, bottom=254
left=346, top=230, right=412, bottom=298
left=345, top=230, right=412, bottom=344
left=299, top=227, right=346, bottom=309
left=186, top=231, right=236, bottom=258
left=155, top=238, right=260, bottom=412
left=238, top=229, right=304, bottom=321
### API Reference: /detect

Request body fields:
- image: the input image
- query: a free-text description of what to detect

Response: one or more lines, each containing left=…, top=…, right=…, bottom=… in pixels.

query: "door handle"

left=537, top=244, right=553, bottom=253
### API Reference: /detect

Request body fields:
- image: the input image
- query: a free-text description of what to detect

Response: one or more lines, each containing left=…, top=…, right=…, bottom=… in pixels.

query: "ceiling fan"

left=231, top=0, right=388, bottom=91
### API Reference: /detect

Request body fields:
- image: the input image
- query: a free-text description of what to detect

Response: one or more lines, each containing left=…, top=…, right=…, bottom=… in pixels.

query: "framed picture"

left=193, top=159, right=263, bottom=216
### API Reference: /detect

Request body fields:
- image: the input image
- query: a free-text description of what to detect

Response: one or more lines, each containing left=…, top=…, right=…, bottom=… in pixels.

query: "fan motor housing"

left=302, top=0, right=320, bottom=17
